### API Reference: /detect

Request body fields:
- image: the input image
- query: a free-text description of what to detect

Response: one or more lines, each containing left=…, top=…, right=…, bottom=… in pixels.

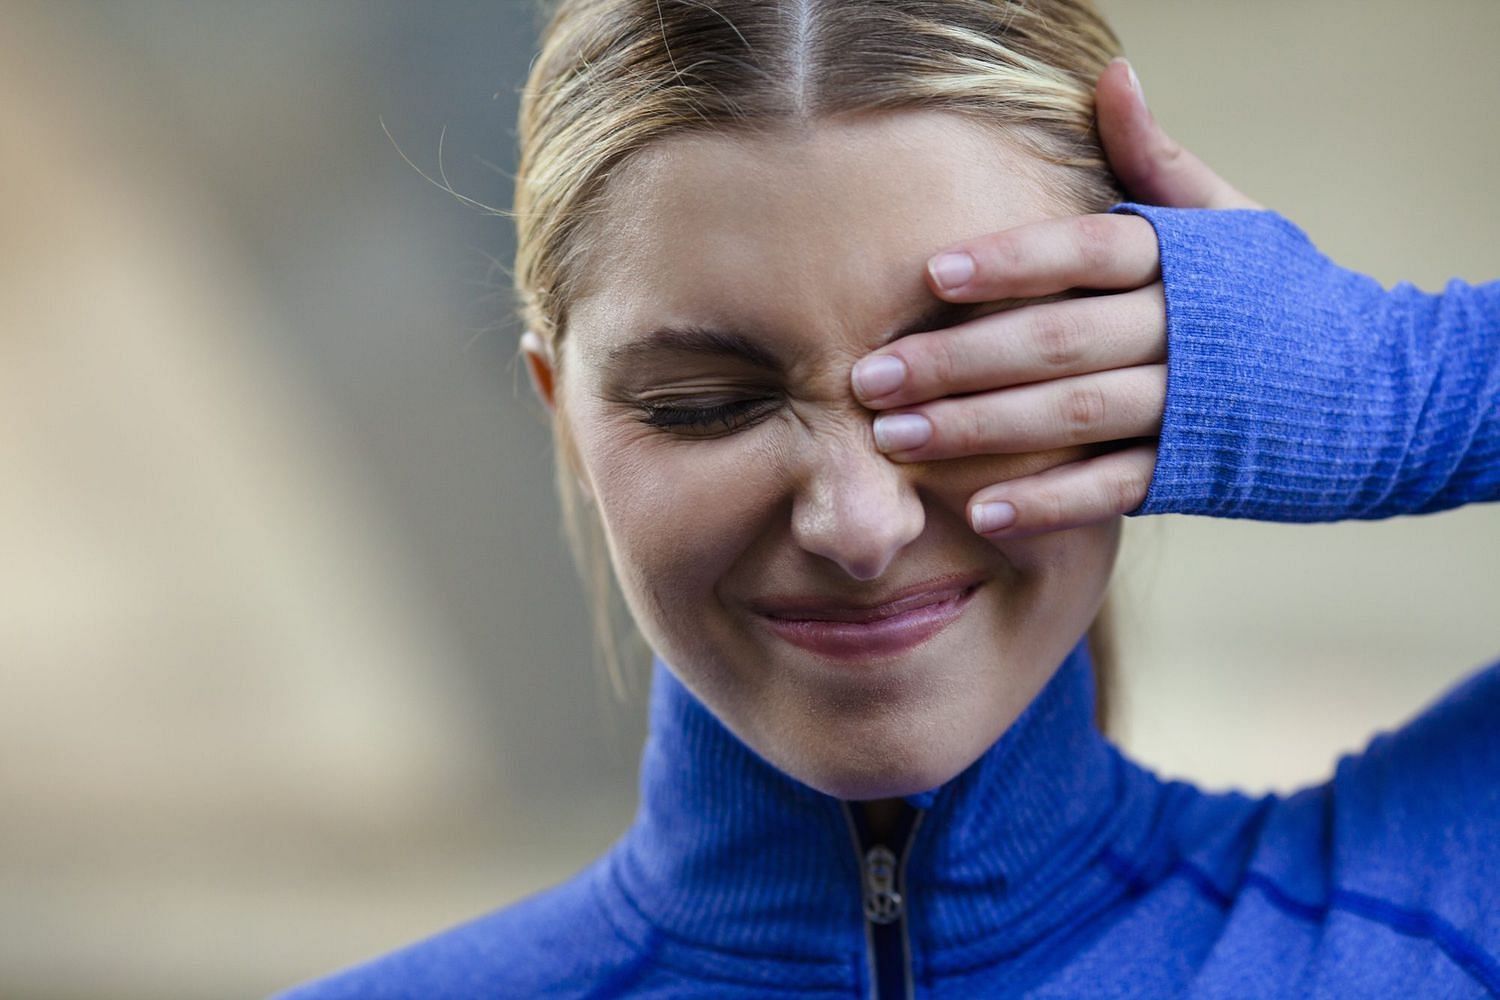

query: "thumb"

left=1096, top=57, right=1263, bottom=211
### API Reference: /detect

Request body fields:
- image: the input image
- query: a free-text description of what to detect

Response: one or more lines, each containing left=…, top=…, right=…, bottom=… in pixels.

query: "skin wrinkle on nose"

left=781, top=374, right=1084, bottom=580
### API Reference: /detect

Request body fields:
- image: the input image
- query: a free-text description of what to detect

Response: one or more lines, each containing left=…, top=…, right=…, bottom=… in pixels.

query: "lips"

left=753, top=577, right=984, bottom=661
left=752, top=572, right=987, bottom=623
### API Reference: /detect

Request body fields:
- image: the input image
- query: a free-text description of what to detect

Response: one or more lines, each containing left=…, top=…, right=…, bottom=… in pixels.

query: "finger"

left=925, top=213, right=1159, bottom=301
left=873, top=365, right=1165, bottom=460
left=1096, top=57, right=1263, bottom=211
left=967, top=442, right=1157, bottom=538
left=855, top=282, right=1166, bottom=408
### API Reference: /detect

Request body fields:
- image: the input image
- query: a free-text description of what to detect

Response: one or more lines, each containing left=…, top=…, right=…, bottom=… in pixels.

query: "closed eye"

left=634, top=396, right=779, bottom=436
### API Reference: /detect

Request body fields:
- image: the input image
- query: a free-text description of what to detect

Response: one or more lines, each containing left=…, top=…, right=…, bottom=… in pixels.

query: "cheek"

left=997, top=517, right=1120, bottom=701
left=569, top=395, right=1117, bottom=654
left=1011, top=516, right=1121, bottom=608
left=914, top=445, right=1119, bottom=665
left=900, top=443, right=1118, bottom=569
left=570, top=411, right=787, bottom=642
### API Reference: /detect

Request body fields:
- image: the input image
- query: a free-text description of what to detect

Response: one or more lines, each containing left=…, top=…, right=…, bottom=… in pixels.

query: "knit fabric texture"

left=1110, top=202, right=1500, bottom=520
left=273, top=207, right=1500, bottom=998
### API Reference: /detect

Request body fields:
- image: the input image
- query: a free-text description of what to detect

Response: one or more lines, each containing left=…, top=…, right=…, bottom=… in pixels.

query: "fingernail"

left=928, top=252, right=975, bottom=291
left=852, top=355, right=906, bottom=399
left=1124, top=59, right=1145, bottom=104
left=971, top=501, right=1016, bottom=533
left=873, top=413, right=931, bottom=452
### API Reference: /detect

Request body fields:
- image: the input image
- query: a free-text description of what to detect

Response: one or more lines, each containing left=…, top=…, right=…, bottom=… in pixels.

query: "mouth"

left=752, top=572, right=987, bottom=622
left=754, top=579, right=984, bottom=661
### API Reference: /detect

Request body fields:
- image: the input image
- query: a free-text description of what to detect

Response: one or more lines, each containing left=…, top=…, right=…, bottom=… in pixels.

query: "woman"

left=278, top=1, right=1499, bottom=996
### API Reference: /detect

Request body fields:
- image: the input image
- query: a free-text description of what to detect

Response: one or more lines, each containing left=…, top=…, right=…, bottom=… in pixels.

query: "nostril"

left=789, top=447, right=928, bottom=583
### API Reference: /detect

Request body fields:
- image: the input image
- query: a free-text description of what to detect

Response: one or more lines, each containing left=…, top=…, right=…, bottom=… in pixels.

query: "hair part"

left=511, top=0, right=1125, bottom=731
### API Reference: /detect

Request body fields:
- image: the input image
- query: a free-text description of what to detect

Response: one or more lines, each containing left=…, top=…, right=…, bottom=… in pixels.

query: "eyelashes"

left=634, top=397, right=779, bottom=436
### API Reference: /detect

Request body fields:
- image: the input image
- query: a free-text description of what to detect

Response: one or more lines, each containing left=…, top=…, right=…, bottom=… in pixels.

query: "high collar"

left=606, top=633, right=1167, bottom=975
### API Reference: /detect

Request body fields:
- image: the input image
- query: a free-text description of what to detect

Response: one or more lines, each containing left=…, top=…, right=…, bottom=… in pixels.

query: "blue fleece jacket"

left=273, top=205, right=1500, bottom=999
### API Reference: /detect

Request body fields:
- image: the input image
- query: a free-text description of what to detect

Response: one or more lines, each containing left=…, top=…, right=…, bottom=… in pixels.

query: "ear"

left=520, top=329, right=557, bottom=415
left=520, top=329, right=595, bottom=504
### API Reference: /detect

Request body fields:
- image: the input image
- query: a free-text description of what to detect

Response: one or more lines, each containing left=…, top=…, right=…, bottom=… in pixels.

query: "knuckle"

left=1030, top=488, right=1067, bottom=531
left=1034, top=310, right=1082, bottom=370
left=976, top=233, right=1024, bottom=275
left=926, top=333, right=963, bottom=390
left=946, top=403, right=988, bottom=453
left=1072, top=215, right=1115, bottom=272
left=1061, top=383, right=1108, bottom=432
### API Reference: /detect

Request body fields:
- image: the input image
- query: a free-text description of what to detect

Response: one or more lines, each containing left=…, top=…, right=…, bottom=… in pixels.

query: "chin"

left=795, top=759, right=966, bottom=802
left=743, top=670, right=1009, bottom=801
left=783, top=732, right=984, bottom=801
left=808, top=770, right=952, bottom=802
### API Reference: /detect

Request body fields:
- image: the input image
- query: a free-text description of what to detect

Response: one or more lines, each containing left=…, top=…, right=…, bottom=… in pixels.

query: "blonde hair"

left=511, top=0, right=1126, bottom=730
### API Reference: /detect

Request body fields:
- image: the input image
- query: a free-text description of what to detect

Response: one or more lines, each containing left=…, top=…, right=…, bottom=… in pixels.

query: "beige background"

left=1, top=2, right=1495, bottom=998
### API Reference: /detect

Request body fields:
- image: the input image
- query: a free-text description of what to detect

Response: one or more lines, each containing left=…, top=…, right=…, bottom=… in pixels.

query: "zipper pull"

left=862, top=845, right=903, bottom=924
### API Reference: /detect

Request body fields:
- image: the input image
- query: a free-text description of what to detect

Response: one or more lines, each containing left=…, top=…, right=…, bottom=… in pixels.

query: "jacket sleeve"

left=1109, top=202, right=1500, bottom=522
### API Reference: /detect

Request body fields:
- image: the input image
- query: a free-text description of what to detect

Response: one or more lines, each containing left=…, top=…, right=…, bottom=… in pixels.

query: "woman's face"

left=533, top=110, right=1120, bottom=800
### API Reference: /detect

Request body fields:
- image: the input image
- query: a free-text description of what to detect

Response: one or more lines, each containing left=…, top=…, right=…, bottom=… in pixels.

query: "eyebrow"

left=603, top=298, right=979, bottom=373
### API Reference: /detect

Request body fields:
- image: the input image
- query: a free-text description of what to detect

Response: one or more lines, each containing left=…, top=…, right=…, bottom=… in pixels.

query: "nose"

left=789, top=420, right=926, bottom=581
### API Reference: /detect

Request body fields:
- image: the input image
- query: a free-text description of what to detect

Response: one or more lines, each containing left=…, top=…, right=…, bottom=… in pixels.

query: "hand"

left=850, top=57, right=1261, bottom=539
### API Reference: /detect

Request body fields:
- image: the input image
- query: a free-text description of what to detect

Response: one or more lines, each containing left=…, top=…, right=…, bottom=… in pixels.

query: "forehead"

left=568, top=110, right=1067, bottom=363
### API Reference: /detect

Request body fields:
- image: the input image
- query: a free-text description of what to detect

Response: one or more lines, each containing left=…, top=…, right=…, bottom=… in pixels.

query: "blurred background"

left=2, top=1, right=1496, bottom=997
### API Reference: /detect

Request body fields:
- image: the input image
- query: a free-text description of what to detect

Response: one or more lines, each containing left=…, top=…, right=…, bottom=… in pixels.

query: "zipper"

left=840, top=800, right=925, bottom=999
